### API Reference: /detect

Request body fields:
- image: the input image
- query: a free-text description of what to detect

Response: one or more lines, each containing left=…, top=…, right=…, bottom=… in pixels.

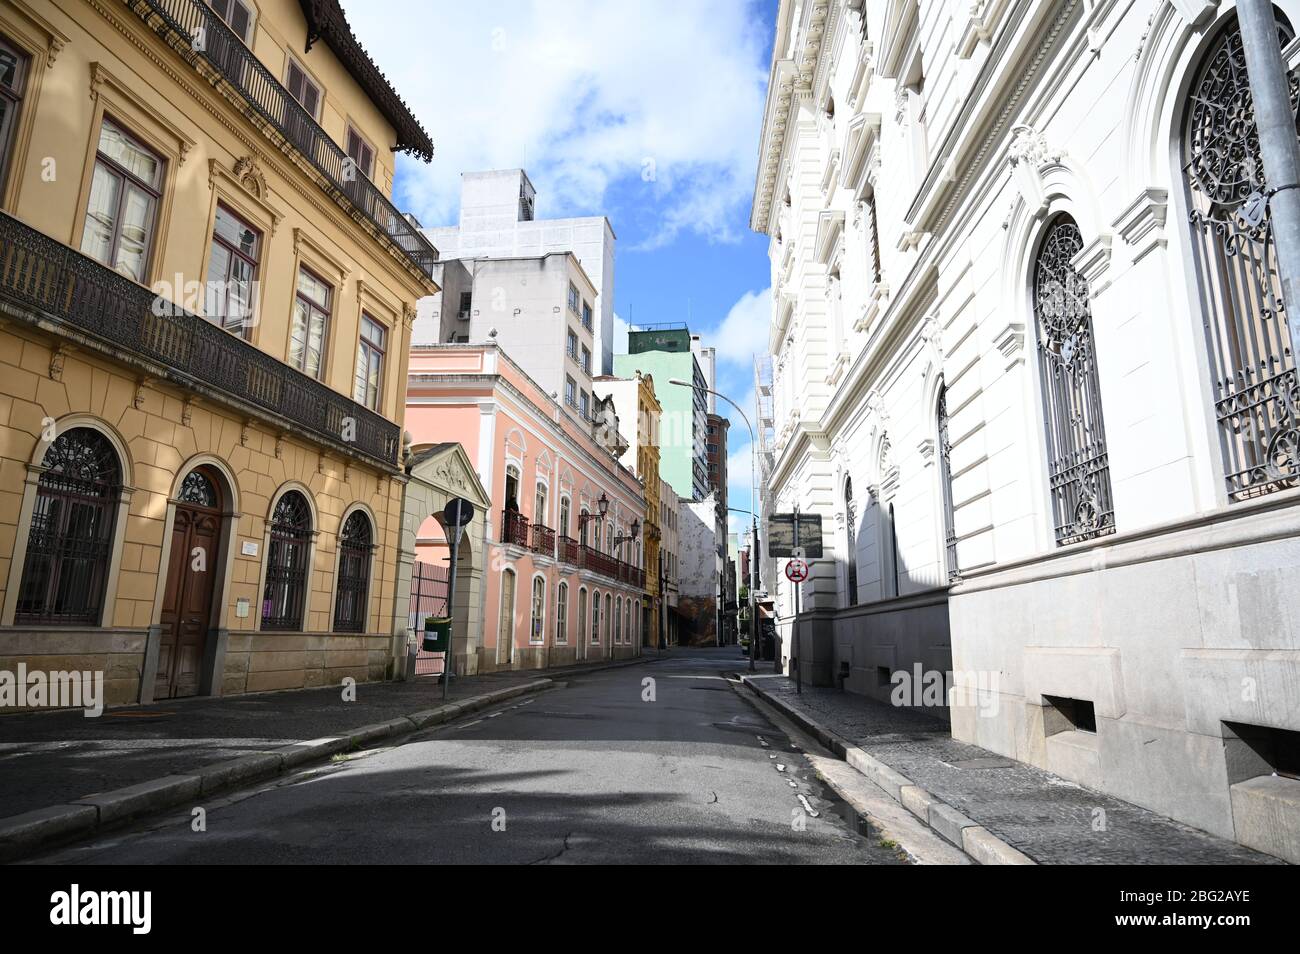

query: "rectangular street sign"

left=767, top=513, right=823, bottom=558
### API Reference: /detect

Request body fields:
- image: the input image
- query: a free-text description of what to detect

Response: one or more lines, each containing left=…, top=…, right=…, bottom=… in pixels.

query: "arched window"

left=579, top=507, right=590, bottom=545
left=886, top=502, right=900, bottom=598
left=559, top=496, right=571, bottom=539
left=1183, top=12, right=1299, bottom=500
left=262, top=490, right=312, bottom=630
left=590, top=588, right=600, bottom=644
left=530, top=575, right=545, bottom=643
left=16, top=428, right=122, bottom=625
left=1033, top=214, right=1114, bottom=545
left=604, top=593, right=612, bottom=643
left=937, top=384, right=959, bottom=581
left=577, top=587, right=587, bottom=645
left=333, top=510, right=372, bottom=632
left=615, top=596, right=622, bottom=644
left=556, top=581, right=568, bottom=644
left=624, top=600, right=631, bottom=647
left=844, top=476, right=858, bottom=606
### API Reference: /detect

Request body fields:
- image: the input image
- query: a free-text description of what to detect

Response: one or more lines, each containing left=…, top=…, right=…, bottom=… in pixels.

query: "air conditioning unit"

left=456, top=310, right=470, bottom=320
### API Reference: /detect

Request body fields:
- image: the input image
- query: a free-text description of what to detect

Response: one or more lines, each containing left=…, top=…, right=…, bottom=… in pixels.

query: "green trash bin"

left=422, top=616, right=451, bottom=653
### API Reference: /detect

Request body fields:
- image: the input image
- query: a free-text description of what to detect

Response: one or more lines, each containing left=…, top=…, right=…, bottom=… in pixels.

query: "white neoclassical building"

left=753, top=0, right=1300, bottom=860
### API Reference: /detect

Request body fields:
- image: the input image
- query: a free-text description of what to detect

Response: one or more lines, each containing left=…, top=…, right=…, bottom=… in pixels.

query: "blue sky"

left=347, top=0, right=777, bottom=532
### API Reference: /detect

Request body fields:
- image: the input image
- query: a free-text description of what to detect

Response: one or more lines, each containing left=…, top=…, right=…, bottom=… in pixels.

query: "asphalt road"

left=33, top=648, right=908, bottom=864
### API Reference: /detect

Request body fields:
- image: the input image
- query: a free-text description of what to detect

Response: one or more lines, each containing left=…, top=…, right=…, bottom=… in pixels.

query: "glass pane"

left=114, top=184, right=154, bottom=281
left=296, top=268, right=330, bottom=307
left=354, top=345, right=368, bottom=403
left=214, top=206, right=258, bottom=257
left=305, top=309, right=325, bottom=377
left=205, top=242, right=230, bottom=319
left=79, top=163, right=121, bottom=265
left=0, top=46, right=20, bottom=90
left=289, top=300, right=309, bottom=369
left=98, top=121, right=160, bottom=188
left=227, top=256, right=254, bottom=331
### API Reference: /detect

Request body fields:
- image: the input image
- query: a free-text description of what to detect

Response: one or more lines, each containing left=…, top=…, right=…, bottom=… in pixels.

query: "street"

left=30, top=650, right=907, bottom=865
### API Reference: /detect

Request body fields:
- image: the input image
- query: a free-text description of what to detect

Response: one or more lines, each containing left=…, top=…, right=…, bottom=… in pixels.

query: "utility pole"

left=1237, top=0, right=1300, bottom=361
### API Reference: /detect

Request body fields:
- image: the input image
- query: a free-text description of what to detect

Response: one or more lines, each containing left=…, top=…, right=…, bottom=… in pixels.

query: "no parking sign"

left=784, top=559, right=809, bottom=583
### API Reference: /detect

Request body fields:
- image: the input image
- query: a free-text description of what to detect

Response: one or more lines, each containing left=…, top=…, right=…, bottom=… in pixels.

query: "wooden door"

left=156, top=477, right=223, bottom=698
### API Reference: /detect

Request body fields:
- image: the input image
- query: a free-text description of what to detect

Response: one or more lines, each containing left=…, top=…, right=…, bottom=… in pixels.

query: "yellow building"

left=637, top=374, right=661, bottom=649
left=0, top=0, right=438, bottom=705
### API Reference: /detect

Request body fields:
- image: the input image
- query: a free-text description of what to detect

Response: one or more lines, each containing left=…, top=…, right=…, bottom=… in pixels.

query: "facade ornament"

left=232, top=155, right=268, bottom=199
left=48, top=345, right=66, bottom=381
left=181, top=396, right=193, bottom=427
left=1008, top=124, right=1064, bottom=216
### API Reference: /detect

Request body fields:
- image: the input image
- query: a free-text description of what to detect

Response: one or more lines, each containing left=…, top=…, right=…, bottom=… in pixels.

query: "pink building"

left=406, top=344, right=647, bottom=671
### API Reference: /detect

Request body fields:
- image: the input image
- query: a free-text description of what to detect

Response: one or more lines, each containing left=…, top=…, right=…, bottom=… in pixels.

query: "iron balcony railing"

left=127, top=0, right=439, bottom=279
left=502, top=510, right=530, bottom=547
left=0, top=210, right=400, bottom=468
left=530, top=522, right=556, bottom=557
left=559, top=534, right=579, bottom=564
left=580, top=545, right=619, bottom=580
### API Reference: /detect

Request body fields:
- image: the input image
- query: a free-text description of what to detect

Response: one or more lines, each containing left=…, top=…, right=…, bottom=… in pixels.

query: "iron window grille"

left=1183, top=14, right=1300, bottom=501
left=1034, top=215, right=1115, bottom=546
left=262, top=491, right=312, bottom=630
left=15, top=428, right=121, bottom=625
left=333, top=510, right=373, bottom=633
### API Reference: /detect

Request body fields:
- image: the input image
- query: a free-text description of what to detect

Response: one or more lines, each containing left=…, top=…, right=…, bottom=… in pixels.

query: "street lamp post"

left=669, top=378, right=760, bottom=673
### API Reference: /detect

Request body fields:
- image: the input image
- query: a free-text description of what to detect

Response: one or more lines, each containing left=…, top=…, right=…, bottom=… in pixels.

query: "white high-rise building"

left=422, top=170, right=618, bottom=374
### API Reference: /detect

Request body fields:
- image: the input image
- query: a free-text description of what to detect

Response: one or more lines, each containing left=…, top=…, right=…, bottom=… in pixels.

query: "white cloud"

left=709, top=287, right=771, bottom=367
left=344, top=1, right=770, bottom=245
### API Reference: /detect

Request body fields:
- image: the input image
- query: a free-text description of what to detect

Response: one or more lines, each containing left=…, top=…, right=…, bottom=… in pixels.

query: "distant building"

left=406, top=344, right=646, bottom=671
left=659, top=477, right=682, bottom=646
left=706, top=413, right=730, bottom=522
left=414, top=253, right=598, bottom=424
left=421, top=170, right=617, bottom=374
left=616, top=326, right=709, bottom=500
left=679, top=493, right=721, bottom=645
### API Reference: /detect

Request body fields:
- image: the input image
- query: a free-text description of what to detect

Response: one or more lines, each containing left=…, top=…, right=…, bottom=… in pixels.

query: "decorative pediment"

left=841, top=111, right=883, bottom=197
left=877, top=0, right=920, bottom=79
left=408, top=441, right=492, bottom=513
left=956, top=0, right=1014, bottom=59
left=814, top=209, right=845, bottom=265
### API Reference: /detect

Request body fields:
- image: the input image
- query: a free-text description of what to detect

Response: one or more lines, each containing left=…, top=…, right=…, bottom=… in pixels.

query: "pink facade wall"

left=407, top=345, right=648, bottom=668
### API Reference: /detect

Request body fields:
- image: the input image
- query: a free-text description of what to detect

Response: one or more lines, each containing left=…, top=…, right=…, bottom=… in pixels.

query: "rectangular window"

left=80, top=118, right=164, bottom=283
left=345, top=125, right=375, bottom=180
left=458, top=291, right=472, bottom=316
left=208, top=0, right=255, bottom=43
left=0, top=35, right=27, bottom=197
left=581, top=300, right=593, bottom=331
left=286, top=59, right=321, bottom=119
left=581, top=345, right=591, bottom=374
left=567, top=282, right=580, bottom=314
left=289, top=267, right=331, bottom=378
left=555, top=583, right=568, bottom=644
left=565, top=375, right=577, bottom=408
left=354, top=313, right=386, bottom=410
left=580, top=391, right=590, bottom=420
left=205, top=204, right=260, bottom=338
left=567, top=329, right=578, bottom=359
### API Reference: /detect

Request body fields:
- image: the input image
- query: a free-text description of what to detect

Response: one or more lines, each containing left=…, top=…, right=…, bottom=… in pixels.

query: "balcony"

left=0, top=210, right=399, bottom=468
left=128, top=0, right=439, bottom=279
left=530, top=522, right=556, bottom=557
left=502, top=510, right=530, bottom=548
left=559, top=535, right=579, bottom=564
left=580, top=545, right=619, bottom=580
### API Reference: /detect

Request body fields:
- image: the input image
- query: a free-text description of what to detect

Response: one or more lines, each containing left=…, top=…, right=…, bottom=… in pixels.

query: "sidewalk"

left=742, top=673, right=1282, bottom=865
left=0, top=654, right=657, bottom=859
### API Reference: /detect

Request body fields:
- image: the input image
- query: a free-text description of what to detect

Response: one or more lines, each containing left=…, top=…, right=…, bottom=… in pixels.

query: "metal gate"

left=409, top=560, right=449, bottom=676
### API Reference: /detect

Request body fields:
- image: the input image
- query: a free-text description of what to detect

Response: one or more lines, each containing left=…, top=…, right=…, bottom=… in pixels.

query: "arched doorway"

left=157, top=466, right=226, bottom=698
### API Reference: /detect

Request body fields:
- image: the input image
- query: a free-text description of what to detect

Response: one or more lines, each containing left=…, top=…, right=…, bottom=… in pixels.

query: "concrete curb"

left=0, top=677, right=553, bottom=863
left=740, top=676, right=1036, bottom=865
